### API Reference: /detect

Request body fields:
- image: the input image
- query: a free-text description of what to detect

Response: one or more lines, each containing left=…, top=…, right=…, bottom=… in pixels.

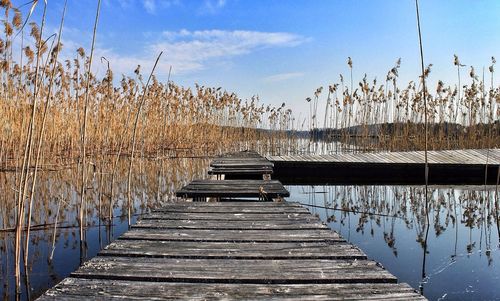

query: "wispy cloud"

left=55, top=29, right=307, bottom=79
left=141, top=0, right=180, bottom=14
left=148, top=29, right=307, bottom=73
left=200, top=0, right=228, bottom=14
left=263, top=72, right=304, bottom=83
left=143, top=0, right=156, bottom=14
left=115, top=0, right=133, bottom=8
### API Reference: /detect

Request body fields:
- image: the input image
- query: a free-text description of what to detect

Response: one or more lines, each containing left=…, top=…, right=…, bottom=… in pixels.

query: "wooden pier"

left=38, top=150, right=429, bottom=300
left=268, top=149, right=500, bottom=185
left=38, top=202, right=424, bottom=300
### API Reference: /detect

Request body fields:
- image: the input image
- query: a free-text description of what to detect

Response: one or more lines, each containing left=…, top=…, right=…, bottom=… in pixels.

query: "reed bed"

left=305, top=56, right=499, bottom=153
left=0, top=2, right=294, bottom=295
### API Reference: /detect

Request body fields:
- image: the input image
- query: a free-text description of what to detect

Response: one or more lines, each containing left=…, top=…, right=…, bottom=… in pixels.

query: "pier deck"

left=38, top=202, right=424, bottom=300
left=268, top=149, right=500, bottom=185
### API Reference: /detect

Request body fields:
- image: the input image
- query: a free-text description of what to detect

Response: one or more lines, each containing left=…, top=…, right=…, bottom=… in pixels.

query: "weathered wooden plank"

left=389, top=152, right=408, bottom=164
left=210, top=165, right=274, bottom=170
left=469, top=149, right=488, bottom=162
left=71, top=257, right=398, bottom=284
left=428, top=152, right=444, bottom=164
left=208, top=168, right=273, bottom=175
left=176, top=179, right=290, bottom=198
left=153, top=206, right=309, bottom=214
left=119, top=228, right=344, bottom=242
left=210, top=160, right=271, bottom=165
left=133, top=219, right=328, bottom=230
left=38, top=278, right=426, bottom=301
left=144, top=212, right=316, bottom=221
left=456, top=150, right=478, bottom=163
left=100, top=240, right=367, bottom=259
left=485, top=149, right=500, bottom=162
left=158, top=201, right=302, bottom=207
left=185, top=179, right=284, bottom=186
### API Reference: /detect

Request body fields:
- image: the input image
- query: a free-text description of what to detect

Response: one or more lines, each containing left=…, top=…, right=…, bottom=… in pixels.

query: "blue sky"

left=15, top=0, right=500, bottom=116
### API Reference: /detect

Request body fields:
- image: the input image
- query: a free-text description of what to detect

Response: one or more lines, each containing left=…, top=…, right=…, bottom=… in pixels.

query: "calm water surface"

left=290, top=185, right=500, bottom=301
left=0, top=157, right=209, bottom=300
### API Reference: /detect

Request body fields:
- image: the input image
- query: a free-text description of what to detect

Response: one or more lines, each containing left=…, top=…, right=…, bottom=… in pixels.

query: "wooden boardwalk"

left=38, top=202, right=425, bottom=300
left=267, top=149, right=500, bottom=165
left=268, top=149, right=500, bottom=185
left=38, top=151, right=426, bottom=300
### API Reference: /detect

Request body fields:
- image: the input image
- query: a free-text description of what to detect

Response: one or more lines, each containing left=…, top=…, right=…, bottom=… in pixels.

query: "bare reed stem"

left=127, top=51, right=163, bottom=226
left=79, top=0, right=101, bottom=247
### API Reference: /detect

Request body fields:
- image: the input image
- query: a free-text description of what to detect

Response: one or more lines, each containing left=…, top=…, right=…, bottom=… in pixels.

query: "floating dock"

left=268, top=149, right=500, bottom=185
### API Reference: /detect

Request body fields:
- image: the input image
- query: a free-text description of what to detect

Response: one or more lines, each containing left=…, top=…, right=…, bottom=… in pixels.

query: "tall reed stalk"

left=415, top=0, right=430, bottom=293
left=79, top=0, right=101, bottom=247
left=14, top=1, right=47, bottom=293
left=127, top=51, right=163, bottom=226
left=24, top=0, right=67, bottom=267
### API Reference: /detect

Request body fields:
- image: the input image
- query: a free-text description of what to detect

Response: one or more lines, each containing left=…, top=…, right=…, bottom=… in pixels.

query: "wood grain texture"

left=133, top=219, right=328, bottom=230
left=176, top=180, right=290, bottom=198
left=153, top=206, right=309, bottom=214
left=71, top=256, right=398, bottom=284
left=39, top=279, right=425, bottom=300
left=143, top=212, right=317, bottom=221
left=100, top=240, right=367, bottom=259
left=119, top=228, right=344, bottom=242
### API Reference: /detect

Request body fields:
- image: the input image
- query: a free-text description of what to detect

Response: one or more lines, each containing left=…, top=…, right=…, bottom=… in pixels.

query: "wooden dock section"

left=38, top=202, right=425, bottom=300
left=38, top=150, right=427, bottom=300
left=209, top=150, right=273, bottom=178
left=176, top=179, right=289, bottom=200
left=268, top=149, right=500, bottom=185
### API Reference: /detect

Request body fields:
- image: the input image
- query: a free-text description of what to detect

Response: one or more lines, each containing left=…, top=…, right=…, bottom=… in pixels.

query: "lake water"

left=1, top=157, right=499, bottom=300
left=289, top=185, right=500, bottom=301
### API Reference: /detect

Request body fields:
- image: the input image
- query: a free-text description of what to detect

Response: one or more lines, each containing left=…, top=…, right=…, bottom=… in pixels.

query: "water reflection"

left=291, top=185, right=500, bottom=301
left=0, top=157, right=208, bottom=300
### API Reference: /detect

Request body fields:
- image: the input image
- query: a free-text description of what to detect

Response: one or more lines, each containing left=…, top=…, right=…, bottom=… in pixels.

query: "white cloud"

left=147, top=29, right=307, bottom=74
left=141, top=0, right=179, bottom=14
left=200, top=0, right=228, bottom=14
left=143, top=0, right=156, bottom=14
left=159, top=29, right=306, bottom=58
left=52, top=29, right=307, bottom=79
left=263, top=72, right=304, bottom=83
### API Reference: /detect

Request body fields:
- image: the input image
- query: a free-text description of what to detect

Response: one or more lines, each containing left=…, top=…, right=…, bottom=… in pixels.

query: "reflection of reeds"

left=300, top=184, right=498, bottom=255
